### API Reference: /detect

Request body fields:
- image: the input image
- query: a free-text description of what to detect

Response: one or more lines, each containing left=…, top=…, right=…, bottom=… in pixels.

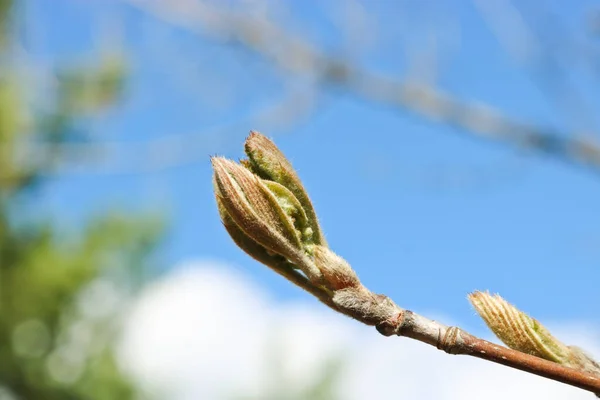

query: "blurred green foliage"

left=0, top=0, right=11, bottom=49
left=0, top=1, right=163, bottom=398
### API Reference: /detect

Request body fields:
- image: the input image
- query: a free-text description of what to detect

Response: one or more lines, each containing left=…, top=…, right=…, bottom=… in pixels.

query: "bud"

left=216, top=193, right=287, bottom=269
left=313, top=245, right=360, bottom=290
left=212, top=133, right=393, bottom=324
left=469, top=291, right=600, bottom=372
left=243, top=131, right=326, bottom=246
left=212, top=156, right=322, bottom=283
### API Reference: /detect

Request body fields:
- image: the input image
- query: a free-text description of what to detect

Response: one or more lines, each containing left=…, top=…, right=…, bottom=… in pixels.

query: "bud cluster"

left=212, top=132, right=401, bottom=326
left=212, top=132, right=360, bottom=292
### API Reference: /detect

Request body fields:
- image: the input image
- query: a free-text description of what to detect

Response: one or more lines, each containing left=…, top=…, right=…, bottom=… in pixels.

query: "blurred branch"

left=128, top=0, right=600, bottom=174
left=0, top=87, right=315, bottom=177
left=472, top=0, right=598, bottom=134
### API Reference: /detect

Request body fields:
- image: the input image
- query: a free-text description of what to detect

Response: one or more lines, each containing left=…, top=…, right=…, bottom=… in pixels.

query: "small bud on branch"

left=469, top=291, right=600, bottom=375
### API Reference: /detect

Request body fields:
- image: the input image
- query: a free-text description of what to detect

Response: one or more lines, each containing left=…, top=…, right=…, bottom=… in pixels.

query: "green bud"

left=212, top=133, right=367, bottom=297
left=469, top=291, right=600, bottom=372
left=212, top=156, right=322, bottom=283
left=243, top=131, right=327, bottom=246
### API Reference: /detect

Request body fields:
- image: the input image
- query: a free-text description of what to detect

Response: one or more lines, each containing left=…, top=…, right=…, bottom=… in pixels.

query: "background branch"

left=128, top=0, right=600, bottom=174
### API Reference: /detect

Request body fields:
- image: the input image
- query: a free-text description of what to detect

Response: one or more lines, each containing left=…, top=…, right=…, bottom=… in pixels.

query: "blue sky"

left=30, top=0, right=600, bottom=330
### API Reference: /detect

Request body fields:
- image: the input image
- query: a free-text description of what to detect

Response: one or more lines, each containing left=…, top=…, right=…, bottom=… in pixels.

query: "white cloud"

left=119, top=260, right=599, bottom=400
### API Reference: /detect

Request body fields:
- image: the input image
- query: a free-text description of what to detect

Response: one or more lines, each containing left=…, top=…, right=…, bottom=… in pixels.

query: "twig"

left=129, top=0, right=600, bottom=174
left=266, top=265, right=600, bottom=395
left=213, top=132, right=600, bottom=396
left=375, top=305, right=600, bottom=395
left=318, top=280, right=600, bottom=394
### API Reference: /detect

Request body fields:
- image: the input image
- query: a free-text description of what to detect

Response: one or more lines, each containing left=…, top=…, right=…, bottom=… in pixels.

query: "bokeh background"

left=1, top=0, right=599, bottom=399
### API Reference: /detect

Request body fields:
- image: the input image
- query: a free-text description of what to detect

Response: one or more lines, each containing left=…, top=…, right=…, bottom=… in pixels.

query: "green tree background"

left=0, top=1, right=341, bottom=398
left=0, top=0, right=164, bottom=398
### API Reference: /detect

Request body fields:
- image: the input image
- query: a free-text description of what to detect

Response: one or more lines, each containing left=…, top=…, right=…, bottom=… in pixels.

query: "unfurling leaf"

left=243, top=131, right=326, bottom=246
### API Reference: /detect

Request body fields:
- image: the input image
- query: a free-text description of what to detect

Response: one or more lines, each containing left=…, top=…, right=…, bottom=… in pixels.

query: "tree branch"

left=375, top=305, right=600, bottom=395
left=129, top=0, right=600, bottom=174
left=320, top=280, right=600, bottom=395
left=213, top=131, right=600, bottom=396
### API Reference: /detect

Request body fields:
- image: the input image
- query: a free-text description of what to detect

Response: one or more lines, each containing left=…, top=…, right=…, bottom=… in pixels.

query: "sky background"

left=21, top=0, right=600, bottom=397
left=119, top=260, right=600, bottom=399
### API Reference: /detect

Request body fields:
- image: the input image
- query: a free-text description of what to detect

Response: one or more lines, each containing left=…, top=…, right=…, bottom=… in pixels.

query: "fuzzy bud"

left=243, top=131, right=326, bottom=246
left=212, top=157, right=322, bottom=282
left=216, top=194, right=288, bottom=269
left=313, top=245, right=360, bottom=290
left=469, top=291, right=600, bottom=373
left=213, top=157, right=300, bottom=254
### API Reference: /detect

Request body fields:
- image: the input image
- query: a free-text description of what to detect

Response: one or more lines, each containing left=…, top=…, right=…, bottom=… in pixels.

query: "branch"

left=376, top=310, right=600, bottom=395
left=129, top=0, right=600, bottom=174
left=212, top=131, right=600, bottom=396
